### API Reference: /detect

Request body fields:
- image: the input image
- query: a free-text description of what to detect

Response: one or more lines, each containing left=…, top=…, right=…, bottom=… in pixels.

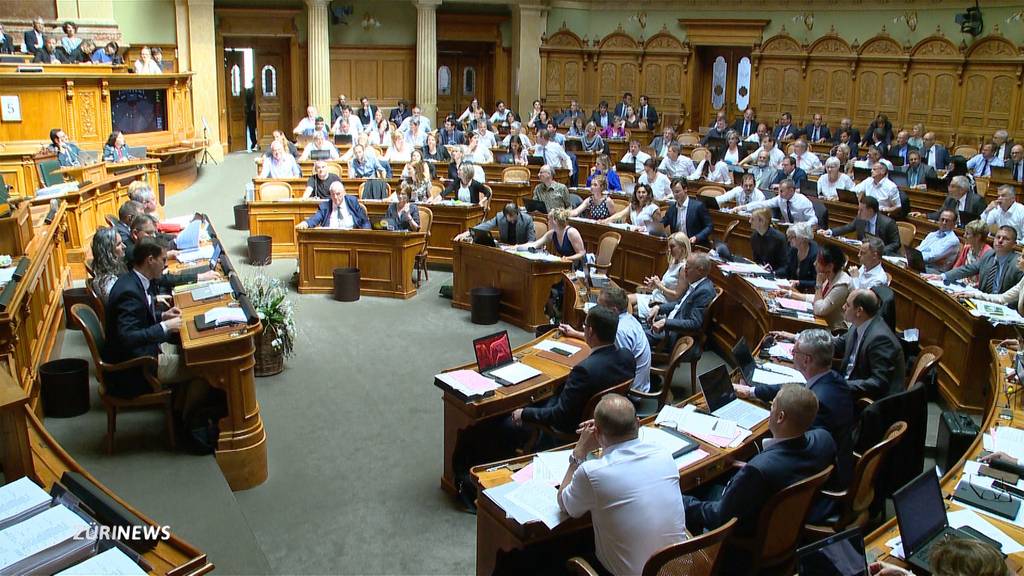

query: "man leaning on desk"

left=454, top=203, right=535, bottom=244
left=296, top=181, right=370, bottom=230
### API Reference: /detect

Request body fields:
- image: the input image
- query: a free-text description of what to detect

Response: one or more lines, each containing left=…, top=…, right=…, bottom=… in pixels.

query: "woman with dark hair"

left=532, top=109, right=551, bottom=132
left=604, top=183, right=657, bottom=228
left=943, top=154, right=977, bottom=193
left=691, top=146, right=732, bottom=184
left=89, top=227, right=127, bottom=305
left=102, top=131, right=133, bottom=162
left=566, top=116, right=586, bottom=138
left=570, top=175, right=614, bottom=220
left=865, top=113, right=894, bottom=144
left=507, top=138, right=528, bottom=166
left=421, top=132, right=448, bottom=163
left=61, top=22, right=81, bottom=54
left=778, top=241, right=851, bottom=330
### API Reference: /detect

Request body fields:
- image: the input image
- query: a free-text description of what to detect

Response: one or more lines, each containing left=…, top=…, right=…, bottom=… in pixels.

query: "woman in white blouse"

left=638, top=158, right=672, bottom=200
left=603, top=183, right=658, bottom=229
left=628, top=232, right=691, bottom=317
left=368, top=110, right=391, bottom=147
left=690, top=148, right=733, bottom=184
left=457, top=98, right=482, bottom=124
left=722, top=130, right=743, bottom=165
left=816, top=156, right=855, bottom=200
left=383, top=133, right=412, bottom=164
left=465, top=133, right=494, bottom=164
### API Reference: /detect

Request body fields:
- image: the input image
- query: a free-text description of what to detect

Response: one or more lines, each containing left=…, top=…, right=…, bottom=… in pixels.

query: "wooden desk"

left=864, top=341, right=1024, bottom=573
left=570, top=218, right=668, bottom=292
left=251, top=177, right=402, bottom=200
left=485, top=181, right=533, bottom=220
left=247, top=199, right=319, bottom=257
left=451, top=242, right=571, bottom=331
left=296, top=228, right=426, bottom=298
left=148, top=140, right=207, bottom=195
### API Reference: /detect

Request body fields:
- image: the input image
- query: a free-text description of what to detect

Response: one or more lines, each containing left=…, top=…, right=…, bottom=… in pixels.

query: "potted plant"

left=242, top=271, right=296, bottom=376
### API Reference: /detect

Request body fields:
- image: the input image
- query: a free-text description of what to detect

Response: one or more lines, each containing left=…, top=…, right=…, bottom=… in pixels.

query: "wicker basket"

left=254, top=328, right=284, bottom=377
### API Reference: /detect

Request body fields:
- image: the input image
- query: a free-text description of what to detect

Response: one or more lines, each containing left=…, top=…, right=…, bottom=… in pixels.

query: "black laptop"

left=309, top=149, right=333, bottom=161
left=836, top=189, right=859, bottom=204
left=925, top=175, right=950, bottom=193
left=523, top=198, right=548, bottom=214
left=796, top=527, right=869, bottom=576
left=731, top=337, right=757, bottom=385
left=888, top=170, right=909, bottom=188
left=699, top=195, right=721, bottom=212
left=894, top=470, right=997, bottom=574
left=470, top=227, right=496, bottom=247
left=905, top=247, right=926, bottom=273
left=333, top=133, right=353, bottom=146
left=800, top=179, right=819, bottom=198
left=527, top=155, right=544, bottom=166
left=697, top=364, right=769, bottom=430
left=616, top=161, right=639, bottom=174
left=853, top=166, right=871, bottom=182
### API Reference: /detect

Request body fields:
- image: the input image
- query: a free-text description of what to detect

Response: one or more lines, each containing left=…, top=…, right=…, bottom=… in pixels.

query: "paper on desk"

left=994, top=427, right=1024, bottom=462
left=175, top=244, right=215, bottom=264
left=767, top=342, right=795, bottom=360
left=533, top=450, right=572, bottom=486
left=776, top=297, right=813, bottom=313
left=174, top=220, right=202, bottom=251
left=517, top=251, right=564, bottom=263
left=505, top=479, right=569, bottom=529
left=203, top=306, right=248, bottom=326
left=746, top=277, right=786, bottom=292
left=483, top=482, right=536, bottom=526
left=191, top=281, right=232, bottom=299
left=0, top=267, right=15, bottom=288
left=752, top=368, right=804, bottom=386
left=676, top=448, right=710, bottom=468
left=655, top=405, right=740, bottom=447
left=489, top=362, right=542, bottom=385
left=0, top=477, right=50, bottom=526
left=964, top=460, right=1024, bottom=490
left=0, top=504, right=90, bottom=571
left=56, top=547, right=147, bottom=576
left=970, top=300, right=1024, bottom=324
left=720, top=262, right=768, bottom=275
left=533, top=340, right=582, bottom=355
left=510, top=463, right=534, bottom=484
left=435, top=370, right=499, bottom=397
left=639, top=426, right=694, bottom=457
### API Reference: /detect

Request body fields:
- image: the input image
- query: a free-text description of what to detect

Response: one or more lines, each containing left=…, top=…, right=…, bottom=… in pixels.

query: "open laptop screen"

left=697, top=365, right=736, bottom=413
left=893, top=471, right=948, bottom=555
left=473, top=331, right=513, bottom=372
left=796, top=528, right=869, bottom=576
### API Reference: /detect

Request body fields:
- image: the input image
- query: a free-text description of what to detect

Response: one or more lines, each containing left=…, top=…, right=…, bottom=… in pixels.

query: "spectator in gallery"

left=151, top=47, right=165, bottom=71
left=24, top=17, right=48, bottom=56
left=0, top=24, right=14, bottom=54
left=61, top=21, right=82, bottom=55
left=134, top=46, right=162, bottom=74
left=73, top=39, right=97, bottom=63
left=33, top=37, right=68, bottom=64
left=91, top=41, right=121, bottom=64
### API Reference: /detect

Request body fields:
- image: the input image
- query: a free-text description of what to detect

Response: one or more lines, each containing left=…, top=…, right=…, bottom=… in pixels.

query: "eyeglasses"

left=966, top=475, right=1013, bottom=503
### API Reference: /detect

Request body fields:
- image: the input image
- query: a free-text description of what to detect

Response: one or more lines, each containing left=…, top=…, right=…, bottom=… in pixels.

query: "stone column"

left=306, top=0, right=332, bottom=118
left=187, top=0, right=223, bottom=160
left=512, top=5, right=547, bottom=117
left=414, top=0, right=441, bottom=125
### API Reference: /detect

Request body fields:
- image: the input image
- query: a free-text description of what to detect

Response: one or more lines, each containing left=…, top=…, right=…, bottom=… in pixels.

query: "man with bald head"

left=297, top=181, right=370, bottom=230
left=1008, top=144, right=1024, bottom=183
left=558, top=394, right=686, bottom=575
left=919, top=131, right=950, bottom=171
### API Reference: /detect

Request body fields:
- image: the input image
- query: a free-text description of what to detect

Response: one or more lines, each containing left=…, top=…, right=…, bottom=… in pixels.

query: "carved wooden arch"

left=858, top=32, right=905, bottom=59
left=541, top=28, right=585, bottom=51
left=597, top=29, right=641, bottom=53
left=910, top=33, right=959, bottom=60
left=808, top=32, right=853, bottom=57
left=965, top=34, right=1020, bottom=61
left=643, top=30, right=683, bottom=53
left=759, top=32, right=803, bottom=55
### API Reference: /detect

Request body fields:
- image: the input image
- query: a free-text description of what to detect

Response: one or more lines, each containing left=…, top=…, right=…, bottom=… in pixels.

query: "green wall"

left=546, top=6, right=1024, bottom=46
left=328, top=0, right=416, bottom=46
left=113, top=0, right=177, bottom=46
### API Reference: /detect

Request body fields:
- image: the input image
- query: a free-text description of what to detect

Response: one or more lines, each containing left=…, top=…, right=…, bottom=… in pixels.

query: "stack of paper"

left=719, top=262, right=768, bottom=275
left=0, top=478, right=51, bottom=530
left=533, top=339, right=581, bottom=356
left=767, top=342, right=795, bottom=361
left=532, top=451, right=572, bottom=486
left=0, top=504, right=94, bottom=575
left=56, top=547, right=147, bottom=576
left=516, top=251, right=563, bottom=262
left=655, top=405, right=750, bottom=448
left=202, top=306, right=248, bottom=326
left=484, top=479, right=569, bottom=529
left=752, top=363, right=806, bottom=386
left=776, top=297, right=813, bottom=313
left=992, top=426, right=1024, bottom=462
left=746, top=277, right=786, bottom=292
left=174, top=220, right=202, bottom=251
left=175, top=244, right=215, bottom=264
left=969, top=299, right=1024, bottom=325
left=190, top=281, right=232, bottom=301
left=435, top=370, right=500, bottom=398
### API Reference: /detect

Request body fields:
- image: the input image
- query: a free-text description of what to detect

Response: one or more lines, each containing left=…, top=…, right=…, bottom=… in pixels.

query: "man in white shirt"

left=967, top=142, right=1003, bottom=177
left=330, top=106, right=363, bottom=139
left=741, top=135, right=785, bottom=169
left=473, top=122, right=497, bottom=149
left=299, top=132, right=340, bottom=161
left=489, top=100, right=512, bottom=126
left=854, top=147, right=893, bottom=171
left=559, top=287, right=651, bottom=392
left=559, top=394, right=686, bottom=576
left=657, top=143, right=695, bottom=179
left=260, top=141, right=301, bottom=178
left=292, top=106, right=319, bottom=136
left=983, top=185, right=1024, bottom=240
left=500, top=122, right=532, bottom=148
left=296, top=181, right=370, bottom=230
left=620, top=140, right=651, bottom=173
left=792, top=139, right=823, bottom=173
left=533, top=130, right=573, bottom=174
left=739, top=179, right=818, bottom=226
left=716, top=173, right=765, bottom=208
left=918, top=209, right=961, bottom=272
left=745, top=122, right=769, bottom=144
left=849, top=237, right=889, bottom=290
left=854, top=163, right=901, bottom=216
left=397, top=106, right=431, bottom=134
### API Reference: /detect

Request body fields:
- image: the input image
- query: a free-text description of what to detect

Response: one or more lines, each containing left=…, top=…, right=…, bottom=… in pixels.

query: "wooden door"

left=694, top=46, right=752, bottom=129
left=437, top=54, right=458, bottom=120
left=436, top=46, right=490, bottom=122
left=223, top=50, right=247, bottom=152
left=255, top=42, right=289, bottom=148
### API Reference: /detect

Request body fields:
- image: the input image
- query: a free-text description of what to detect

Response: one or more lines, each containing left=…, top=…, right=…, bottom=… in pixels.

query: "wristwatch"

left=569, top=453, right=585, bottom=467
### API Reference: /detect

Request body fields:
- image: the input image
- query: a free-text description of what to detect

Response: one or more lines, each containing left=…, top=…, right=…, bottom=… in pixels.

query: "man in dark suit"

left=903, top=149, right=936, bottom=188
left=940, top=226, right=1022, bottom=295
left=682, top=384, right=836, bottom=559
left=832, top=118, right=861, bottom=151
left=702, top=116, right=730, bottom=145
left=919, top=132, right=950, bottom=171
left=356, top=96, right=378, bottom=128
left=33, top=37, right=68, bottom=63
left=23, top=17, right=47, bottom=55
left=644, top=253, right=716, bottom=352
left=889, top=130, right=915, bottom=166
left=438, top=117, right=465, bottom=148
left=830, top=289, right=906, bottom=400
left=772, top=112, right=800, bottom=142
left=823, top=196, right=900, bottom=255
left=912, top=175, right=984, bottom=227
left=736, top=329, right=854, bottom=489
left=661, top=178, right=713, bottom=246
left=770, top=156, right=807, bottom=189
left=637, top=95, right=658, bottom=127
left=1008, top=144, right=1024, bottom=183
left=591, top=101, right=613, bottom=130
left=389, top=99, right=410, bottom=126
left=0, top=24, right=14, bottom=54
left=296, top=181, right=370, bottom=230
left=994, top=130, right=1013, bottom=165
left=865, top=129, right=889, bottom=159
left=122, top=215, right=212, bottom=291
left=803, top=113, right=831, bottom=143
left=114, top=200, right=143, bottom=247
left=649, top=127, right=676, bottom=158
left=456, top=203, right=535, bottom=244
left=511, top=305, right=636, bottom=437
left=102, top=239, right=192, bottom=398
left=613, top=92, right=632, bottom=119
left=732, top=108, right=757, bottom=140
left=329, top=94, right=348, bottom=127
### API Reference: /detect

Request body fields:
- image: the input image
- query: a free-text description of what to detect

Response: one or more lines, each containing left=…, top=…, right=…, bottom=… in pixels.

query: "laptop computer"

left=885, top=155, right=905, bottom=168
left=126, top=145, right=148, bottom=159
left=853, top=166, right=871, bottom=182
left=836, top=189, right=859, bottom=204
left=699, top=195, right=721, bottom=212
left=177, top=240, right=222, bottom=277
left=493, top=152, right=514, bottom=165
left=616, top=161, right=639, bottom=174
left=470, top=227, right=496, bottom=247
left=906, top=247, right=926, bottom=273
left=309, top=149, right=333, bottom=161
left=527, top=155, right=544, bottom=166
left=697, top=364, right=769, bottom=430
left=800, top=179, right=819, bottom=198
left=731, top=337, right=757, bottom=385
left=473, top=331, right=541, bottom=386
left=894, top=470, right=995, bottom=574
left=523, top=198, right=548, bottom=214
left=925, top=175, right=950, bottom=193
left=333, top=133, right=353, bottom=146
left=796, top=527, right=869, bottom=576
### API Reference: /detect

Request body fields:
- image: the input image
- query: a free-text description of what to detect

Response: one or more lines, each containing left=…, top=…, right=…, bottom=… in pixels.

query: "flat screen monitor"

left=110, top=89, right=167, bottom=134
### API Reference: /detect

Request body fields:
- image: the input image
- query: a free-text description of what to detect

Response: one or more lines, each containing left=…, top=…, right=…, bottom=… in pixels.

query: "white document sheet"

left=533, top=450, right=572, bottom=486
left=488, top=362, right=542, bottom=385
left=533, top=340, right=582, bottom=355
left=0, top=505, right=89, bottom=571
left=506, top=479, right=569, bottom=529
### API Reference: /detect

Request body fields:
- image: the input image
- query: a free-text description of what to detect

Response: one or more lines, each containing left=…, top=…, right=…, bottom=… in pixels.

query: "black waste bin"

left=470, top=287, right=502, bottom=325
left=63, top=287, right=93, bottom=331
left=247, top=235, right=272, bottom=266
left=234, top=204, right=250, bottom=230
left=39, top=358, right=90, bottom=418
left=333, top=268, right=360, bottom=302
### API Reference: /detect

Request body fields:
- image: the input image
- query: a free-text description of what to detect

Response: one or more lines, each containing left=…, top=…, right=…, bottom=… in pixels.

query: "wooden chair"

left=690, top=146, right=710, bottom=165
left=324, top=163, right=344, bottom=178
left=429, top=183, right=444, bottom=201
left=952, top=145, right=978, bottom=159
left=697, top=185, right=726, bottom=198
left=70, top=304, right=176, bottom=455
left=722, top=220, right=741, bottom=245
left=258, top=181, right=291, bottom=201
left=975, top=176, right=989, bottom=197
left=568, top=517, right=738, bottom=576
left=522, top=378, right=634, bottom=452
left=677, top=132, right=700, bottom=147
left=414, top=206, right=433, bottom=286
left=593, top=231, right=621, bottom=275
left=895, top=222, right=916, bottom=251
left=805, top=422, right=907, bottom=539
left=610, top=197, right=630, bottom=214
left=906, top=345, right=943, bottom=391
left=534, top=220, right=548, bottom=238
left=618, top=173, right=636, bottom=187
left=561, top=272, right=581, bottom=328
left=631, top=336, right=694, bottom=418
left=502, top=166, right=530, bottom=183
left=654, top=286, right=723, bottom=396
left=730, top=464, right=834, bottom=576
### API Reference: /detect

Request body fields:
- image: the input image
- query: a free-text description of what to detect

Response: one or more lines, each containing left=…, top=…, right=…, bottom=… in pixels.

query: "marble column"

left=414, top=0, right=441, bottom=125
left=187, top=0, right=223, bottom=160
left=306, top=0, right=332, bottom=118
left=512, top=5, right=546, bottom=117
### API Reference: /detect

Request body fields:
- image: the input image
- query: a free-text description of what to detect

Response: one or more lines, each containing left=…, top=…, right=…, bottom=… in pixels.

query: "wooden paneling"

left=329, top=46, right=415, bottom=108
left=540, top=26, right=1024, bottom=145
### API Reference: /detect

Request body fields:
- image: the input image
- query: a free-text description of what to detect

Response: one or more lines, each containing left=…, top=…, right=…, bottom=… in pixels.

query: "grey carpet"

left=47, top=153, right=723, bottom=575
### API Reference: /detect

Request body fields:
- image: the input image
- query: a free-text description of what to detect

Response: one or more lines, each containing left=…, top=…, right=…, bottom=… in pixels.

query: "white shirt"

left=489, top=109, right=511, bottom=124
left=743, top=193, right=818, bottom=226
left=853, top=158, right=893, bottom=171
left=299, top=140, right=340, bottom=161
left=134, top=59, right=162, bottom=74
left=561, top=438, right=687, bottom=576
left=851, top=263, right=889, bottom=290
left=398, top=115, right=431, bottom=134
left=405, top=130, right=427, bottom=148
left=616, top=312, right=651, bottom=392
left=467, top=145, right=494, bottom=165
left=638, top=171, right=672, bottom=201
left=621, top=150, right=651, bottom=173
left=967, top=153, right=1003, bottom=176
left=984, top=202, right=1024, bottom=239
left=717, top=185, right=766, bottom=207
left=535, top=141, right=573, bottom=172
left=854, top=177, right=901, bottom=210
left=723, top=147, right=741, bottom=165
left=629, top=204, right=659, bottom=227
left=793, top=151, right=823, bottom=173
left=745, top=146, right=785, bottom=169
left=383, top=146, right=411, bottom=164
left=658, top=155, right=695, bottom=179
left=330, top=115, right=363, bottom=138
left=689, top=160, right=732, bottom=184
left=328, top=200, right=355, bottom=229
left=501, top=133, right=533, bottom=148
left=816, top=173, right=855, bottom=200
left=293, top=116, right=317, bottom=135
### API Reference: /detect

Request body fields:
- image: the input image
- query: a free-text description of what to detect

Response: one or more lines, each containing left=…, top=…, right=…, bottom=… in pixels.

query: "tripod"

left=198, top=125, right=218, bottom=166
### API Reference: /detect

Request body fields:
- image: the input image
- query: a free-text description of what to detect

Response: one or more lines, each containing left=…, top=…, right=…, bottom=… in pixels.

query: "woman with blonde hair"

left=383, top=132, right=411, bottom=164
left=515, top=207, right=586, bottom=269
left=629, top=232, right=691, bottom=317
left=571, top=175, right=614, bottom=220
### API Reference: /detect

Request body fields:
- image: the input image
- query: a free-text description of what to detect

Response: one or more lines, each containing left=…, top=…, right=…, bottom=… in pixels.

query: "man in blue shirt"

left=967, top=142, right=1003, bottom=177
left=917, top=209, right=961, bottom=272
left=348, top=144, right=390, bottom=178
